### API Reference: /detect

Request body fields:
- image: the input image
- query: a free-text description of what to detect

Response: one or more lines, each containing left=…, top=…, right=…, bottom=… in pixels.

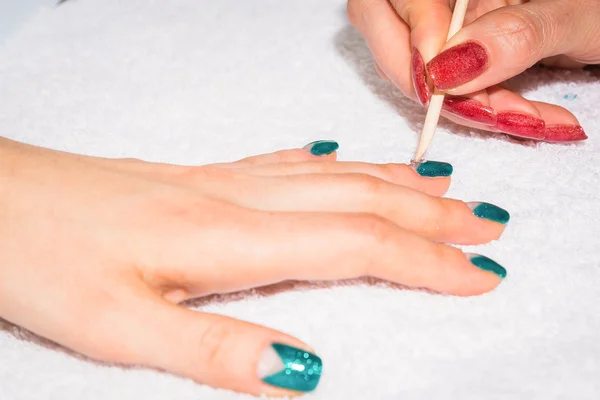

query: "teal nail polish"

left=470, top=202, right=510, bottom=224
left=414, top=161, right=453, bottom=177
left=303, top=140, right=339, bottom=156
left=260, top=343, right=322, bottom=392
left=469, top=254, right=507, bottom=278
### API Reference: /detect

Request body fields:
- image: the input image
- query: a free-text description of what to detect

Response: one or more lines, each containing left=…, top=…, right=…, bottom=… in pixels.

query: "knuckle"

left=269, top=150, right=301, bottom=164
left=351, top=215, right=396, bottom=255
left=346, top=0, right=375, bottom=28
left=377, top=163, right=401, bottom=181
left=181, top=165, right=213, bottom=179
left=496, top=9, right=547, bottom=58
left=420, top=198, right=464, bottom=237
left=271, top=150, right=305, bottom=163
left=390, top=0, right=413, bottom=25
left=435, top=242, right=463, bottom=264
left=195, top=321, right=234, bottom=368
left=350, top=215, right=396, bottom=275
left=346, top=0, right=362, bottom=27
left=350, top=173, right=386, bottom=196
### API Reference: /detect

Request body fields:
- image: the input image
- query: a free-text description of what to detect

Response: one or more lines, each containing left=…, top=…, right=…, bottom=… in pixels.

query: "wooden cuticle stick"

left=413, top=0, right=470, bottom=162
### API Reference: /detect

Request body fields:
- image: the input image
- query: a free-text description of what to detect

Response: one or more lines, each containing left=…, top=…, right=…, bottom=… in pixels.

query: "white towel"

left=1, top=0, right=599, bottom=399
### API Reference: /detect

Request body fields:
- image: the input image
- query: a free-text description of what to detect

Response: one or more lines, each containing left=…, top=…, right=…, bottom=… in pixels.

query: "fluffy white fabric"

left=1, top=1, right=599, bottom=398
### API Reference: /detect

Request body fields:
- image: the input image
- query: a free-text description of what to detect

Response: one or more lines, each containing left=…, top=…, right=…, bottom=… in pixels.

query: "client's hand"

left=0, top=138, right=509, bottom=397
left=348, top=0, right=598, bottom=142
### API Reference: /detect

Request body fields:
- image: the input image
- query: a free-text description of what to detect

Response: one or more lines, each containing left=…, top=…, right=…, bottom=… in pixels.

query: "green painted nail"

left=303, top=140, right=339, bottom=156
left=259, top=343, right=322, bottom=392
left=469, top=202, right=510, bottom=224
left=468, top=254, right=507, bottom=278
left=414, top=161, right=453, bottom=177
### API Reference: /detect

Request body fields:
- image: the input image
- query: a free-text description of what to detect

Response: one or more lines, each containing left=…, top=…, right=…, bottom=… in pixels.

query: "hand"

left=347, top=0, right=598, bottom=142
left=0, top=137, right=509, bottom=397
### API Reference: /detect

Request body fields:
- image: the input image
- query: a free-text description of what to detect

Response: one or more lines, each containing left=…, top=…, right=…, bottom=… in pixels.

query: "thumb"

left=391, top=0, right=453, bottom=105
left=122, top=296, right=323, bottom=397
left=426, top=1, right=576, bottom=94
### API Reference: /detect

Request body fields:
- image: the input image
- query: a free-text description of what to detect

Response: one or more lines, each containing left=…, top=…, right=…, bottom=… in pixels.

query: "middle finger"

left=199, top=172, right=510, bottom=245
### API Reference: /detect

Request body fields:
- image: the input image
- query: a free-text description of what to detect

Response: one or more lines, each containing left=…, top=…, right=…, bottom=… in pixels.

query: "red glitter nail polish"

left=495, top=112, right=545, bottom=139
left=411, top=48, right=431, bottom=106
left=426, top=41, right=489, bottom=91
left=544, top=125, right=588, bottom=142
left=442, top=96, right=497, bottom=125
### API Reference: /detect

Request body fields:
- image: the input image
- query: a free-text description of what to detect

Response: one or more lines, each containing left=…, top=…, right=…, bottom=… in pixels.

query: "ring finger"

left=195, top=172, right=510, bottom=245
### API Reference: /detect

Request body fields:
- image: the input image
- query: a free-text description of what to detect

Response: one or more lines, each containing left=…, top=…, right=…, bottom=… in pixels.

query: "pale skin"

left=8, top=0, right=597, bottom=395
left=0, top=137, right=506, bottom=396
left=348, top=0, right=600, bottom=133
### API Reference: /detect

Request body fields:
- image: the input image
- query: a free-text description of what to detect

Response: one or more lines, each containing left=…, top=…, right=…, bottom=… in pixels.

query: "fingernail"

left=442, top=96, right=497, bottom=125
left=467, top=254, right=507, bottom=279
left=426, top=41, right=489, bottom=91
left=544, top=125, right=588, bottom=142
left=303, top=140, right=339, bottom=156
left=259, top=343, right=322, bottom=393
left=495, top=112, right=545, bottom=139
left=467, top=202, right=510, bottom=224
left=412, top=47, right=431, bottom=106
left=412, top=160, right=453, bottom=177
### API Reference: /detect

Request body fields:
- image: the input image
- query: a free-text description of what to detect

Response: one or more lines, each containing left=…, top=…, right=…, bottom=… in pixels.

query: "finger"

left=374, top=61, right=390, bottom=81
left=539, top=55, right=587, bottom=69
left=162, top=211, right=507, bottom=297
left=485, top=85, right=545, bottom=139
left=210, top=141, right=339, bottom=168
left=241, top=160, right=453, bottom=197
left=440, top=90, right=498, bottom=129
left=425, top=1, right=585, bottom=94
left=438, top=86, right=587, bottom=142
left=197, top=173, right=509, bottom=245
left=347, top=0, right=415, bottom=98
left=111, top=293, right=322, bottom=397
left=390, top=0, right=453, bottom=105
left=391, top=0, right=452, bottom=60
left=530, top=101, right=587, bottom=142
left=485, top=86, right=586, bottom=141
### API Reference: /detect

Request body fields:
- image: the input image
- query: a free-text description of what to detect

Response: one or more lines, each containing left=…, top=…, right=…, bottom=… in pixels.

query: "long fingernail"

left=303, top=140, right=339, bottom=156
left=426, top=41, right=489, bottom=91
left=467, top=202, right=510, bottom=224
left=442, top=96, right=497, bottom=125
left=467, top=254, right=507, bottom=278
left=412, top=47, right=431, bottom=106
left=544, top=125, right=588, bottom=142
left=412, top=160, right=453, bottom=177
left=495, top=112, right=545, bottom=139
left=259, top=343, right=322, bottom=393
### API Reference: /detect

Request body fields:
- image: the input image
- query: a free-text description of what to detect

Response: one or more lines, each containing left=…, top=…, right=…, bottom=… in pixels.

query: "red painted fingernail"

left=411, top=47, right=431, bottom=106
left=495, top=112, right=545, bottom=139
left=426, top=41, right=489, bottom=91
left=442, top=96, right=497, bottom=125
left=544, top=125, right=588, bottom=142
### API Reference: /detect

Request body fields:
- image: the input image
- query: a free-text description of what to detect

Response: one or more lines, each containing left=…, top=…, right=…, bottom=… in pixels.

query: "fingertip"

left=402, top=1, right=453, bottom=61
left=445, top=253, right=506, bottom=297
left=375, top=62, right=390, bottom=81
left=411, top=47, right=432, bottom=106
left=404, top=160, right=452, bottom=196
left=529, top=101, right=588, bottom=142
left=302, top=140, right=339, bottom=157
left=258, top=340, right=323, bottom=396
left=414, top=243, right=505, bottom=296
left=426, top=40, right=490, bottom=93
left=411, top=160, right=453, bottom=177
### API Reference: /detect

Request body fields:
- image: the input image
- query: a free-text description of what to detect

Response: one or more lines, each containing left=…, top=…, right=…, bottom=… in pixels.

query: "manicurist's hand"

left=0, top=137, right=509, bottom=397
left=348, top=0, right=599, bottom=142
